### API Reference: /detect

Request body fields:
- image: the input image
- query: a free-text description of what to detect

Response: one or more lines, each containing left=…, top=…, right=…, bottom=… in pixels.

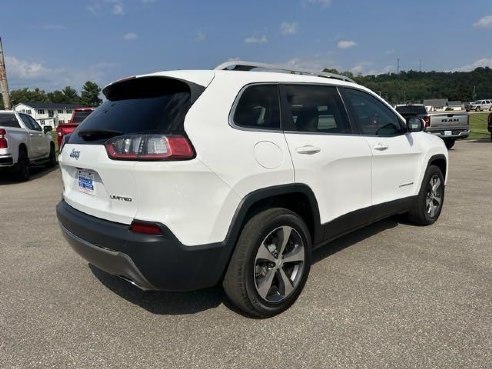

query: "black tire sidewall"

left=15, top=148, right=30, bottom=181
left=224, top=208, right=312, bottom=317
left=419, top=166, right=445, bottom=224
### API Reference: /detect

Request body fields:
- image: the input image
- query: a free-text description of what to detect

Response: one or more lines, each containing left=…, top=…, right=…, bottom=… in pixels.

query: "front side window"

left=233, top=84, right=280, bottom=130
left=282, top=85, right=351, bottom=134
left=343, top=88, right=403, bottom=136
left=28, top=116, right=42, bottom=131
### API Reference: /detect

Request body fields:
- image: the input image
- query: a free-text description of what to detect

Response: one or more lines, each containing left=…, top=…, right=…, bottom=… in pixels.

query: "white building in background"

left=14, top=102, right=83, bottom=128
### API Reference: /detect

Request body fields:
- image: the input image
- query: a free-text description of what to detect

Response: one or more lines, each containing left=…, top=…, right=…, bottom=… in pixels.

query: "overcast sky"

left=1, top=0, right=491, bottom=92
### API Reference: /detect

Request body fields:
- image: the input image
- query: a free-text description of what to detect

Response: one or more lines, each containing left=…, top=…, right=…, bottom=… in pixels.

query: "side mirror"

left=407, top=117, right=424, bottom=132
left=43, top=126, right=53, bottom=134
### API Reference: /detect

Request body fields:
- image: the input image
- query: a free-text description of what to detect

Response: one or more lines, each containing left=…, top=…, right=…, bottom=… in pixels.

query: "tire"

left=46, top=143, right=57, bottom=168
left=14, top=147, right=30, bottom=182
left=443, top=139, right=455, bottom=149
left=406, top=165, right=445, bottom=226
left=223, top=208, right=311, bottom=318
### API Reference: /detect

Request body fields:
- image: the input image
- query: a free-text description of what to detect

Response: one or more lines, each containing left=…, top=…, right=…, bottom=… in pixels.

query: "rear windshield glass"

left=0, top=114, right=21, bottom=128
left=72, top=110, right=93, bottom=124
left=69, top=77, right=193, bottom=144
left=395, top=105, right=427, bottom=115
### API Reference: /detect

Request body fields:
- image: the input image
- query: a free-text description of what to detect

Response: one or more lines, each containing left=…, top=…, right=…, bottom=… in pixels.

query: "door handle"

left=296, top=145, right=321, bottom=155
left=373, top=143, right=389, bottom=151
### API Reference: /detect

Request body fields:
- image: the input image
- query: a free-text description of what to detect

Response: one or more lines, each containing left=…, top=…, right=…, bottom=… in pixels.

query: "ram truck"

left=395, top=104, right=469, bottom=149
left=56, top=108, right=94, bottom=148
left=0, top=110, right=56, bottom=181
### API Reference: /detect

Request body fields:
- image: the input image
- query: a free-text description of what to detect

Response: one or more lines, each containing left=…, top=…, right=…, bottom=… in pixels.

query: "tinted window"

left=0, top=114, right=21, bottom=128
left=233, top=84, right=280, bottom=130
left=282, top=85, right=351, bottom=134
left=343, top=88, right=403, bottom=136
left=395, top=105, right=427, bottom=116
left=28, top=116, right=42, bottom=131
left=72, top=110, right=93, bottom=124
left=19, top=114, right=35, bottom=130
left=69, top=77, right=194, bottom=144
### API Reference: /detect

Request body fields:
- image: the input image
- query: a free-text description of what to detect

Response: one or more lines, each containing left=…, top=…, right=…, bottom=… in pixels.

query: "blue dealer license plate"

left=78, top=170, right=95, bottom=195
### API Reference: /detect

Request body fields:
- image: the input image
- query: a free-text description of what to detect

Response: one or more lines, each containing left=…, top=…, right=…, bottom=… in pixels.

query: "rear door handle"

left=373, top=143, right=389, bottom=151
left=296, top=145, right=321, bottom=155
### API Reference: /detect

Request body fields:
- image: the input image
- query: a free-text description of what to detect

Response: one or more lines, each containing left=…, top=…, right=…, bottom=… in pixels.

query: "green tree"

left=47, top=90, right=68, bottom=103
left=80, top=81, right=102, bottom=107
left=62, top=86, right=80, bottom=104
left=10, top=88, right=48, bottom=106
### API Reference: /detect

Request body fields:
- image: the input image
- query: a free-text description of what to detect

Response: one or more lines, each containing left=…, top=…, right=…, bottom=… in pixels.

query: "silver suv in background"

left=466, top=100, right=492, bottom=112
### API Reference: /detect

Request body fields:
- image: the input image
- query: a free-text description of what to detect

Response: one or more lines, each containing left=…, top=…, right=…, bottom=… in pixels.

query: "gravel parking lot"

left=0, top=139, right=490, bottom=369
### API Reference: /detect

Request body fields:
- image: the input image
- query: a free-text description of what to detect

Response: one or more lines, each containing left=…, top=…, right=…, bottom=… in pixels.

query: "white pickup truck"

left=0, top=110, right=56, bottom=181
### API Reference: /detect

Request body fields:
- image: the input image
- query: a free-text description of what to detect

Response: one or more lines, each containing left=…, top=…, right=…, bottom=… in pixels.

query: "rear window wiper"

left=78, top=129, right=123, bottom=141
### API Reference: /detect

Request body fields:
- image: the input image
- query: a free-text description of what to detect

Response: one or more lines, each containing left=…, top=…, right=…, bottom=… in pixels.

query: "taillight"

left=104, top=134, right=194, bottom=161
left=130, top=221, right=162, bottom=235
left=423, top=116, right=430, bottom=128
left=0, top=129, right=8, bottom=149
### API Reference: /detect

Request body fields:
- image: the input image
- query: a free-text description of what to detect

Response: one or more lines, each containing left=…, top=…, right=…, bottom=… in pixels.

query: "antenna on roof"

left=214, top=60, right=356, bottom=83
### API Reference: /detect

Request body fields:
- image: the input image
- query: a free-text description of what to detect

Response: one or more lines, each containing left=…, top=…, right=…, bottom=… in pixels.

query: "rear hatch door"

left=59, top=72, right=213, bottom=224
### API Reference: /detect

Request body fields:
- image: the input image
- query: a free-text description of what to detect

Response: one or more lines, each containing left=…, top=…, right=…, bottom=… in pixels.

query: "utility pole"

left=397, top=58, right=400, bottom=74
left=0, top=37, right=12, bottom=110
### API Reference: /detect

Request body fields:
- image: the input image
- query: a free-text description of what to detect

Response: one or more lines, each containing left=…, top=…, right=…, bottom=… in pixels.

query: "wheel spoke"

left=256, top=243, right=276, bottom=262
left=278, top=268, right=294, bottom=297
left=282, top=245, right=304, bottom=264
left=429, top=204, right=436, bottom=218
left=278, top=226, right=292, bottom=256
left=433, top=194, right=442, bottom=207
left=257, top=269, right=276, bottom=299
left=432, top=177, right=441, bottom=193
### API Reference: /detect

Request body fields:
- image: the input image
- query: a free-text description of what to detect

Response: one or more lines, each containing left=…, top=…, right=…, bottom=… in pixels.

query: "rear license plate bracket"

left=78, top=170, right=95, bottom=195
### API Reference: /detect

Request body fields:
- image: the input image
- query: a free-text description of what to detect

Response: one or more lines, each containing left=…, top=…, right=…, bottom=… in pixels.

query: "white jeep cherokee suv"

left=56, top=61, right=448, bottom=317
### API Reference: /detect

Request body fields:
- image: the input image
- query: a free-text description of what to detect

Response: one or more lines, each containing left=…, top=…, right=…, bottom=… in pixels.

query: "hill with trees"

left=327, top=67, right=492, bottom=104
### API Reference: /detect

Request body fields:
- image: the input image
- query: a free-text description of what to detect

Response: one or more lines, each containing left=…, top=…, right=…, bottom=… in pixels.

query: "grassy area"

left=468, top=112, right=490, bottom=140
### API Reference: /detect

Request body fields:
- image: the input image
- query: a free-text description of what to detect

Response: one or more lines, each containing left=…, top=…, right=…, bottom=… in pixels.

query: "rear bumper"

left=56, top=200, right=232, bottom=291
left=0, top=154, right=14, bottom=167
left=427, top=129, right=470, bottom=139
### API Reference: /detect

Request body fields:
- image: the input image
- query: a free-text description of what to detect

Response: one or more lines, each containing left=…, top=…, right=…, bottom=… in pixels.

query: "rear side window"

left=69, top=77, right=199, bottom=144
left=395, top=105, right=427, bottom=116
left=0, top=114, right=21, bottom=128
left=282, top=85, right=352, bottom=134
left=233, top=84, right=280, bottom=130
left=72, top=110, right=93, bottom=124
left=343, top=88, right=404, bottom=137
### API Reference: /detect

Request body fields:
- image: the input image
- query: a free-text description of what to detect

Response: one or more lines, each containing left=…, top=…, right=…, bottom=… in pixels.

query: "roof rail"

left=214, top=60, right=356, bottom=83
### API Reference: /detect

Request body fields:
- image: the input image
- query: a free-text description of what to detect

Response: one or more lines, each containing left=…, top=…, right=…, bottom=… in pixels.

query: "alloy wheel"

left=254, top=226, right=305, bottom=303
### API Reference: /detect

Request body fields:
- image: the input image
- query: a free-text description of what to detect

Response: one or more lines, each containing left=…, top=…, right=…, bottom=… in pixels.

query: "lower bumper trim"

left=60, top=224, right=157, bottom=290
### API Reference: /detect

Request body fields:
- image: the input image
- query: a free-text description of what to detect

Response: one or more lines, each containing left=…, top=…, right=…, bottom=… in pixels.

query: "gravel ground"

left=0, top=139, right=490, bottom=369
